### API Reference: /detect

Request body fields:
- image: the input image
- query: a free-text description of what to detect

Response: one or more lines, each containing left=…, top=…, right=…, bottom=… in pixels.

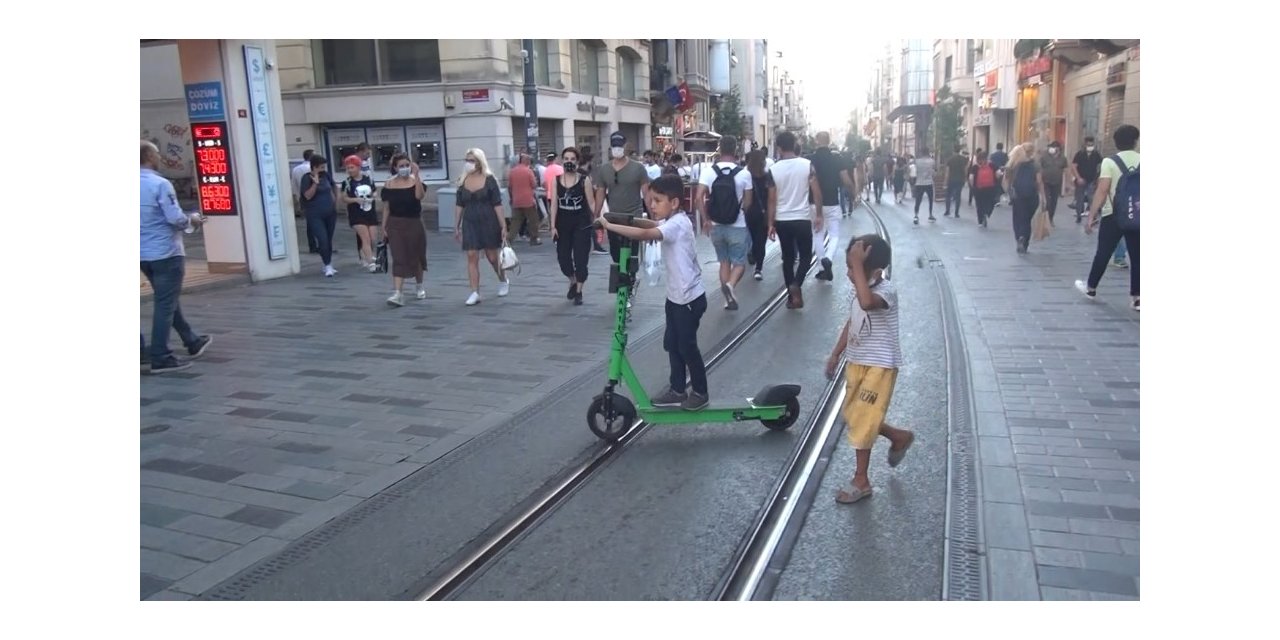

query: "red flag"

left=677, top=82, right=692, bottom=111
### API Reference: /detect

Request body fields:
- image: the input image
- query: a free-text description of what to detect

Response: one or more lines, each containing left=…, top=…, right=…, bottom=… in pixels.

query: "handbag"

left=1031, top=205, right=1052, bottom=242
left=499, top=241, right=521, bottom=275
left=374, top=241, right=389, bottom=273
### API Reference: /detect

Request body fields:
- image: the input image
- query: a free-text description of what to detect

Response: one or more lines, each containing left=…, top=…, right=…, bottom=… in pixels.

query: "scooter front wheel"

left=761, top=397, right=801, bottom=431
left=587, top=393, right=637, bottom=443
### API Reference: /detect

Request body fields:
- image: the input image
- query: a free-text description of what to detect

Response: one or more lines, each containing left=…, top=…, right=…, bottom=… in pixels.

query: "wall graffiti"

left=141, top=108, right=197, bottom=198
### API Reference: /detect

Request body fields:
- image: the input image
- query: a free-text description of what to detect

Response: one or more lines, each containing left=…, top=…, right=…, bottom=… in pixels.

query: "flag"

left=665, top=86, right=683, bottom=109
left=677, top=82, right=692, bottom=111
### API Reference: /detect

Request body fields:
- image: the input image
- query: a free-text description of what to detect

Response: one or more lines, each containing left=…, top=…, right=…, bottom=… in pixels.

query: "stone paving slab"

left=139, top=218, right=765, bottom=600
left=876, top=198, right=1139, bottom=601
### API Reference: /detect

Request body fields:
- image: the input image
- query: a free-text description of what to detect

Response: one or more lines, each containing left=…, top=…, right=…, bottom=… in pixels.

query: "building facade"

left=972, top=39, right=1018, bottom=154
left=1047, top=40, right=1140, bottom=156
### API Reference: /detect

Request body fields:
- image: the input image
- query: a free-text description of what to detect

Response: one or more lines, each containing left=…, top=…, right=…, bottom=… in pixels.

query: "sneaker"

left=722, top=283, right=738, bottom=311
left=498, top=280, right=510, bottom=297
left=186, top=335, right=213, bottom=359
left=567, top=283, right=577, bottom=300
left=466, top=291, right=481, bottom=306
left=1074, top=280, right=1098, bottom=300
left=651, top=386, right=687, bottom=407
left=682, top=391, right=710, bottom=411
left=366, top=262, right=379, bottom=273
left=1112, top=259, right=1129, bottom=269
left=753, top=270, right=763, bottom=281
left=324, top=265, right=337, bottom=277
left=929, top=215, right=937, bottom=222
left=387, top=291, right=405, bottom=307
left=913, top=216, right=919, bottom=225
left=416, top=287, right=427, bottom=300
left=149, top=357, right=192, bottom=375
left=573, top=290, right=584, bottom=306
left=1132, top=297, right=1140, bottom=312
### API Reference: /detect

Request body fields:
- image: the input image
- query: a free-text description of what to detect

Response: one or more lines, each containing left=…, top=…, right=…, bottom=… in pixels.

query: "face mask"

left=1048, top=148, right=1058, bottom=155
left=610, top=147, right=625, bottom=159
left=397, top=166, right=412, bottom=177
left=563, top=161, right=577, bottom=172
left=1086, top=146, right=1095, bottom=152
left=464, top=161, right=477, bottom=174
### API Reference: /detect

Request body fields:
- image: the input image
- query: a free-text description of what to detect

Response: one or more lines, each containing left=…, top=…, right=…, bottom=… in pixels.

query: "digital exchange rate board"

left=192, top=122, right=238, bottom=216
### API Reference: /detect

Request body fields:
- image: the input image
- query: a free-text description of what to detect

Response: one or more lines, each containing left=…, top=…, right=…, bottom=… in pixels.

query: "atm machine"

left=366, top=127, right=405, bottom=183
left=407, top=125, right=447, bottom=182
left=327, top=128, right=365, bottom=174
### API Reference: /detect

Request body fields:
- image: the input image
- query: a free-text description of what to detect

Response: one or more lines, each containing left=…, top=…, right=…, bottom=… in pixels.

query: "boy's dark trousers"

left=665, top=294, right=708, bottom=395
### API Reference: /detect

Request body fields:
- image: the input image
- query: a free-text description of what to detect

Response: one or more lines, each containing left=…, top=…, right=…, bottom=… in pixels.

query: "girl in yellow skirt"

left=824, top=234, right=916, bottom=504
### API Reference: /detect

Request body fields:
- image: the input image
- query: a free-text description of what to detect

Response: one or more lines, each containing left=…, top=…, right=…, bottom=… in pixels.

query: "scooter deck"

left=637, top=401, right=787, bottom=425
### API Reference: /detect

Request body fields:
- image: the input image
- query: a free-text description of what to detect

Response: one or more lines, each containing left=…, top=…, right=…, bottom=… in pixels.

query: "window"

left=1078, top=92, right=1101, bottom=145
left=966, top=39, right=975, bottom=75
left=378, top=40, right=441, bottom=83
left=617, top=49, right=637, bottom=100
left=533, top=39, right=550, bottom=86
left=945, top=55, right=953, bottom=82
left=315, top=40, right=377, bottom=86
left=575, top=41, right=600, bottom=95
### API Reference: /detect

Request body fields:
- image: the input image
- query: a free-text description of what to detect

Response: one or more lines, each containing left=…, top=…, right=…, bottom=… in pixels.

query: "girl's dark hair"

left=746, top=150, right=768, bottom=176
left=390, top=152, right=411, bottom=170
left=561, top=146, right=579, bottom=160
left=309, top=154, right=328, bottom=169
left=847, top=234, right=891, bottom=274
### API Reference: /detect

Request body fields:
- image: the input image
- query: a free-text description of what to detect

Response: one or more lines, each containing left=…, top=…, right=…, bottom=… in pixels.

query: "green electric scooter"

left=586, top=214, right=802, bottom=443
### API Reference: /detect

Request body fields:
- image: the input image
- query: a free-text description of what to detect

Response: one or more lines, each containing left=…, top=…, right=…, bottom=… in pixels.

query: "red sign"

left=462, top=89, right=490, bottom=104
left=1019, top=56, right=1052, bottom=80
left=984, top=70, right=999, bottom=92
left=191, top=123, right=237, bottom=216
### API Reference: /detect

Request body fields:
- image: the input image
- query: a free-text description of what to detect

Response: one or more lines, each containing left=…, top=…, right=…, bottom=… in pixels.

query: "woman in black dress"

left=380, top=153, right=427, bottom=307
left=549, top=146, right=597, bottom=305
left=454, top=148, right=509, bottom=306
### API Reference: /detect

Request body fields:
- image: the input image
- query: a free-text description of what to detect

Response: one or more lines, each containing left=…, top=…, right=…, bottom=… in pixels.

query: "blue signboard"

left=185, top=82, right=226, bottom=123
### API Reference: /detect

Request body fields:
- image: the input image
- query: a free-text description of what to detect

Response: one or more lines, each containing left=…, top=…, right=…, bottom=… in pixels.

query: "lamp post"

left=521, top=39, right=539, bottom=157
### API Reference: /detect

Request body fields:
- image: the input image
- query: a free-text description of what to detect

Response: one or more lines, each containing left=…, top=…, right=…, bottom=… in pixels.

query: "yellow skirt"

left=842, top=363, right=899, bottom=450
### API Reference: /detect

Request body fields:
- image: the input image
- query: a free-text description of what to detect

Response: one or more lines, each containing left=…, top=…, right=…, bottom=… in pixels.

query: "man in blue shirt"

left=140, top=140, right=212, bottom=374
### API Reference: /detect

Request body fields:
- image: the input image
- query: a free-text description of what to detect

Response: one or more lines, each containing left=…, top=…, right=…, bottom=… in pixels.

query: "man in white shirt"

left=291, top=149, right=319, bottom=252
left=696, top=136, right=754, bottom=311
left=767, top=131, right=823, bottom=309
left=643, top=150, right=664, bottom=181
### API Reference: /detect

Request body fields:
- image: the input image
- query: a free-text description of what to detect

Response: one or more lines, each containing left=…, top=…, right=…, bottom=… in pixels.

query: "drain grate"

left=933, top=259, right=986, bottom=601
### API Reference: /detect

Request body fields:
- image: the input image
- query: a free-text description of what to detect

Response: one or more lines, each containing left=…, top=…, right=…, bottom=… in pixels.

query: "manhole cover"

left=141, top=424, right=171, bottom=435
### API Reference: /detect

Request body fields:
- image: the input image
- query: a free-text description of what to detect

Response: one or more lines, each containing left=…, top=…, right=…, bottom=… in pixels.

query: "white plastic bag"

left=500, top=243, right=520, bottom=275
left=644, top=240, right=663, bottom=287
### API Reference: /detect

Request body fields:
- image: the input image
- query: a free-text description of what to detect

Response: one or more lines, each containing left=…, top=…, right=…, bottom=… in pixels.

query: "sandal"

left=888, top=431, right=916, bottom=468
left=835, top=482, right=873, bottom=504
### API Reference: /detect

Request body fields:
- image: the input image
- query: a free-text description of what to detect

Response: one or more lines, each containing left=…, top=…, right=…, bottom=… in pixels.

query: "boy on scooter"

left=596, top=175, right=709, bottom=411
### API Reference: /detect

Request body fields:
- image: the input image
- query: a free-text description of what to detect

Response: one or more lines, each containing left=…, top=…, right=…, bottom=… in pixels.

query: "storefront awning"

left=887, top=104, right=932, bottom=123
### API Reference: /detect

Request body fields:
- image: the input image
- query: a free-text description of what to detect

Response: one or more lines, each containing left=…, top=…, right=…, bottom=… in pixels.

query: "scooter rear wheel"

left=588, top=393, right=636, bottom=443
left=761, top=397, right=801, bottom=431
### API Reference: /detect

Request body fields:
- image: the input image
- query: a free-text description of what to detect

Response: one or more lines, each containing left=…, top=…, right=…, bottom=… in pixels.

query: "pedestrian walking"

left=507, top=153, right=541, bottom=246
left=943, top=145, right=969, bottom=217
left=300, top=154, right=339, bottom=276
left=969, top=149, right=1000, bottom=228
left=596, top=175, right=709, bottom=411
left=380, top=153, right=428, bottom=306
left=967, top=148, right=981, bottom=207
left=550, top=147, right=597, bottom=306
left=454, top=148, right=510, bottom=306
left=1004, top=143, right=1046, bottom=254
left=1071, top=136, right=1103, bottom=223
left=697, top=135, right=754, bottom=311
left=291, top=149, right=320, bottom=253
left=1076, top=125, right=1140, bottom=312
left=990, top=143, right=1009, bottom=205
left=870, top=149, right=886, bottom=204
left=806, top=132, right=853, bottom=282
left=744, top=150, right=775, bottom=282
left=767, top=131, right=823, bottom=309
left=1039, top=140, right=1070, bottom=225
left=593, top=132, right=651, bottom=264
left=824, top=234, right=913, bottom=504
left=911, top=148, right=937, bottom=224
left=892, top=155, right=907, bottom=204
left=140, top=140, right=212, bottom=374
left=339, top=155, right=380, bottom=271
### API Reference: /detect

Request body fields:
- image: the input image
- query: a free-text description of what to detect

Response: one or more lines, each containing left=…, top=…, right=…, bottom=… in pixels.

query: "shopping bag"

left=1031, top=205, right=1052, bottom=242
left=643, top=240, right=663, bottom=287
left=499, top=242, right=521, bottom=275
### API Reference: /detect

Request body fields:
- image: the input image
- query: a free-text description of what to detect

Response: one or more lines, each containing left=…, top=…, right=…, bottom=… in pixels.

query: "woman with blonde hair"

left=454, top=148, right=509, bottom=306
left=1003, top=142, right=1046, bottom=254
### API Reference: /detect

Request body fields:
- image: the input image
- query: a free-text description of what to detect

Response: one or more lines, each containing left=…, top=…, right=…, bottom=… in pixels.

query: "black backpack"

left=709, top=165, right=744, bottom=225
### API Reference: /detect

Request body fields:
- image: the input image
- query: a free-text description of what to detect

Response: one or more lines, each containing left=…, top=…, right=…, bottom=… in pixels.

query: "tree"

left=713, top=86, right=745, bottom=139
left=844, top=131, right=872, bottom=155
left=932, top=85, right=964, bottom=158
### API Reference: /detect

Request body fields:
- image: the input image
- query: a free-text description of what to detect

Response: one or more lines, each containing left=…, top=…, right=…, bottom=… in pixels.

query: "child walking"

left=597, top=175, right=709, bottom=411
left=824, top=234, right=915, bottom=503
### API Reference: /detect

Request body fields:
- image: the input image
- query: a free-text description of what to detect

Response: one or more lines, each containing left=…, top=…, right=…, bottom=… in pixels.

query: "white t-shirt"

left=698, top=161, right=752, bottom=227
left=657, top=212, right=705, bottom=305
left=771, top=156, right=815, bottom=222
left=844, top=278, right=903, bottom=369
left=291, top=161, right=310, bottom=196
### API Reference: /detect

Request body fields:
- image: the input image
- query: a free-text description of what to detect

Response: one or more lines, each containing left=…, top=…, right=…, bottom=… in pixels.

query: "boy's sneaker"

left=1074, top=280, right=1098, bottom=300
left=186, top=336, right=213, bottom=359
left=682, top=391, right=710, bottom=411
left=149, top=357, right=192, bottom=375
left=652, top=386, right=687, bottom=407
left=753, top=269, right=763, bottom=281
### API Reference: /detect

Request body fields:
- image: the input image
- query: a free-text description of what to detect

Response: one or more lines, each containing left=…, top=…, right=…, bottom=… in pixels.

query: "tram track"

left=715, top=202, right=892, bottom=600
left=415, top=246, right=822, bottom=601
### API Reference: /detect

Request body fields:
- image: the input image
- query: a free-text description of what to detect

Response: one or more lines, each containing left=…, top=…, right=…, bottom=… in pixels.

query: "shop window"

left=1078, top=92, right=1101, bottom=147
left=378, top=40, right=441, bottom=83
left=533, top=39, right=550, bottom=87
left=575, top=40, right=602, bottom=96
left=314, top=40, right=377, bottom=86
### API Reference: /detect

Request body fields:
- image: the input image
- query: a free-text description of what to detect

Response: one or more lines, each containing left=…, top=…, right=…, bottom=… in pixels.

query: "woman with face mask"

left=339, top=155, right=380, bottom=271
left=380, top=153, right=427, bottom=306
left=454, top=148, right=509, bottom=306
left=549, top=147, right=598, bottom=305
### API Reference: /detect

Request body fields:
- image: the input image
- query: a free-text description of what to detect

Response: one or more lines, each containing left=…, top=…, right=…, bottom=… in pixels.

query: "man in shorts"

left=697, top=136, right=754, bottom=311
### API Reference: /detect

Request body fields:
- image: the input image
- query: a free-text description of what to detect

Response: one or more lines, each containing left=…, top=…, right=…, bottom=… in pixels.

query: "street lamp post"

left=521, top=39, right=539, bottom=158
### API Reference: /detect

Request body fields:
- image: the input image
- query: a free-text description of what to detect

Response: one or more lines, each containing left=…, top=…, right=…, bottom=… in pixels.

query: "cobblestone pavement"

left=139, top=217, right=746, bottom=599
left=874, top=196, right=1139, bottom=600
